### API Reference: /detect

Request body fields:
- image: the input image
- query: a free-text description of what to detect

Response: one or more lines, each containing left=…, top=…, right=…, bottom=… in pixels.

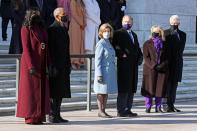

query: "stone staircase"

left=0, top=42, right=197, bottom=116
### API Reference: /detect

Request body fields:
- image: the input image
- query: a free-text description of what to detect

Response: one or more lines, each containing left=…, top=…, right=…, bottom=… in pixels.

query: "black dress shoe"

left=48, top=116, right=61, bottom=123
left=117, top=112, right=128, bottom=117
left=155, top=107, right=164, bottom=113
left=127, top=111, right=138, bottom=117
left=58, top=116, right=69, bottom=123
left=145, top=108, right=151, bottom=113
left=173, top=107, right=181, bottom=112
left=167, top=107, right=175, bottom=112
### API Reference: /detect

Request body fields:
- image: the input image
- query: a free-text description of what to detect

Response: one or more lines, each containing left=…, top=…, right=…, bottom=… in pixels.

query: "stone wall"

left=126, top=0, right=197, bottom=46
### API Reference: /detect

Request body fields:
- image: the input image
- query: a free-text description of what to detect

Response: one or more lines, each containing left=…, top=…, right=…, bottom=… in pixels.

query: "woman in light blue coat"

left=94, top=23, right=117, bottom=118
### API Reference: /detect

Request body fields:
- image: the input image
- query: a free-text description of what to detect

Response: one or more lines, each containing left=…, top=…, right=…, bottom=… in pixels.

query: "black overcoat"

left=164, top=28, right=186, bottom=83
left=112, top=28, right=143, bottom=93
left=48, top=21, right=71, bottom=98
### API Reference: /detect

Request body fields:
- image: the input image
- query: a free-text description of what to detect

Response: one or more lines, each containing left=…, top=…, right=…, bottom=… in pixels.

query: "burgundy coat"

left=141, top=39, right=168, bottom=97
left=16, top=26, right=50, bottom=118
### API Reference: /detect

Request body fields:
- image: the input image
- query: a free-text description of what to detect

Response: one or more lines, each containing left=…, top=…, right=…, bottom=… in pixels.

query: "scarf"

left=152, top=37, right=163, bottom=64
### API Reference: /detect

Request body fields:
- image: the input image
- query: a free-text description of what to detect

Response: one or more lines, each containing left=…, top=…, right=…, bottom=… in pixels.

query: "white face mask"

left=103, top=32, right=110, bottom=39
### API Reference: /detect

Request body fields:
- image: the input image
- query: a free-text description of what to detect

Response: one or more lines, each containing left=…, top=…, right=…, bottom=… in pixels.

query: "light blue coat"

left=94, top=39, right=117, bottom=94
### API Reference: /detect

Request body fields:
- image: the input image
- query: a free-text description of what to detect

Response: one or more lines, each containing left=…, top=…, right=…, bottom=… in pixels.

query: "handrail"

left=0, top=53, right=196, bottom=112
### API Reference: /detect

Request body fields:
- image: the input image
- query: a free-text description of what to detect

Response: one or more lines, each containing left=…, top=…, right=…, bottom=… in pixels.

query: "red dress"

left=16, top=26, right=50, bottom=123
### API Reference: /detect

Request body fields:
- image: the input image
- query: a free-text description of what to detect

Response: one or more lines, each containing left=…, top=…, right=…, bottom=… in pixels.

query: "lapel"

left=30, top=26, right=46, bottom=43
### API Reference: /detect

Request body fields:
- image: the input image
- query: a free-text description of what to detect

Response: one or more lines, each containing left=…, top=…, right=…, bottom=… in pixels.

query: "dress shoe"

left=167, top=107, right=175, bottom=112
left=173, top=107, right=181, bottom=112
left=48, top=116, right=61, bottom=123
left=58, top=116, right=69, bottom=123
left=117, top=112, right=129, bottom=117
left=155, top=107, right=164, bottom=113
left=127, top=111, right=138, bottom=117
left=145, top=108, right=151, bottom=113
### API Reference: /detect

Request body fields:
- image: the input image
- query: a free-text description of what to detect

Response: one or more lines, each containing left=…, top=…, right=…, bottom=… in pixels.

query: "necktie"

left=129, top=32, right=134, bottom=44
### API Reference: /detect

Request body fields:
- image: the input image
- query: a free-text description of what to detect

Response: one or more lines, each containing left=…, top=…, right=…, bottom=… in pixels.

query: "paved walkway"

left=0, top=99, right=197, bottom=131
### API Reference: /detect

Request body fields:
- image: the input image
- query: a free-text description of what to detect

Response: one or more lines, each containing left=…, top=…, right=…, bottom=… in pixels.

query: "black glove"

left=97, top=76, right=103, bottom=84
left=29, top=68, right=36, bottom=75
left=154, top=64, right=166, bottom=73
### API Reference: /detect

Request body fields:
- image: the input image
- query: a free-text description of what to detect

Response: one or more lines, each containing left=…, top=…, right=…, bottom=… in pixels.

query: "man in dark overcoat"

left=0, top=0, right=13, bottom=41
left=164, top=15, right=186, bottom=112
left=96, top=0, right=120, bottom=30
left=47, top=7, right=71, bottom=123
left=112, top=15, right=143, bottom=117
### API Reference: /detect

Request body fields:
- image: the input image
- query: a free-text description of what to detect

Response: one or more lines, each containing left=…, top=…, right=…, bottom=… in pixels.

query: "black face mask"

left=61, top=15, right=68, bottom=23
left=152, top=32, right=160, bottom=38
left=171, top=25, right=179, bottom=30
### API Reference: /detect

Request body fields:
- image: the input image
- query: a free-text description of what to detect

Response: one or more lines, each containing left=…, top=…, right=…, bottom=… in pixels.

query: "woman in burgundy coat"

left=16, top=8, right=50, bottom=124
left=141, top=25, right=168, bottom=113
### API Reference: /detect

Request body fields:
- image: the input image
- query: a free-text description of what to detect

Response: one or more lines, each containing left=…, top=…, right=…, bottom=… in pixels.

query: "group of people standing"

left=3, top=0, right=185, bottom=125
left=94, top=15, right=186, bottom=117
left=0, top=0, right=126, bottom=69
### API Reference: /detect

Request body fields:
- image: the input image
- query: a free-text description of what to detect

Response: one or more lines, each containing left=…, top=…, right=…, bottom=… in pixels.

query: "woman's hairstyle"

left=150, top=25, right=165, bottom=41
left=23, top=8, right=44, bottom=28
left=98, top=23, right=114, bottom=39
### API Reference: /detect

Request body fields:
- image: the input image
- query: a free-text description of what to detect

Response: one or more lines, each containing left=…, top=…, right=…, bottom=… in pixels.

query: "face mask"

left=152, top=32, right=160, bottom=38
left=103, top=32, right=110, bottom=39
left=171, top=25, right=179, bottom=30
left=61, top=15, right=68, bottom=23
left=122, top=24, right=132, bottom=30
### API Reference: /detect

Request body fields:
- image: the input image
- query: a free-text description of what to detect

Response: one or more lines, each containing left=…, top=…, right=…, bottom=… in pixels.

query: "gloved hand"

left=154, top=64, right=162, bottom=71
left=97, top=76, right=103, bottom=84
left=29, top=68, right=36, bottom=75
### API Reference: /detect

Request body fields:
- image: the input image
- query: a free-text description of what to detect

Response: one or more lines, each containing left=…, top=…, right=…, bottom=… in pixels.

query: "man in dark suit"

left=0, top=0, right=13, bottom=41
left=97, top=0, right=120, bottom=30
left=47, top=7, right=71, bottom=123
left=112, top=15, right=143, bottom=117
left=164, top=15, right=186, bottom=112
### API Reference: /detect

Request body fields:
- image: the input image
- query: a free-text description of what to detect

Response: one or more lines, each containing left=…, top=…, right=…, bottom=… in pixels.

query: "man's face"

left=122, top=16, right=133, bottom=26
left=55, top=9, right=66, bottom=22
left=170, top=18, right=180, bottom=26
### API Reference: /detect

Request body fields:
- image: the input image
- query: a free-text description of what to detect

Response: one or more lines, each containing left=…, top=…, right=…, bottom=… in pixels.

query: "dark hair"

left=23, top=8, right=45, bottom=28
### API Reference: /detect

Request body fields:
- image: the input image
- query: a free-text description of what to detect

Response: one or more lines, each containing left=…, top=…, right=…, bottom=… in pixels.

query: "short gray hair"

left=53, top=7, right=64, bottom=17
left=169, top=15, right=180, bottom=24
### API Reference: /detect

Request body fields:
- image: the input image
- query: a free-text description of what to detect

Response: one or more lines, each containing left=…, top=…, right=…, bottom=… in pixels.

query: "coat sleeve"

left=47, top=26, right=56, bottom=65
left=143, top=41, right=156, bottom=69
left=21, top=26, right=34, bottom=70
left=112, top=31, right=124, bottom=58
left=95, top=43, right=104, bottom=77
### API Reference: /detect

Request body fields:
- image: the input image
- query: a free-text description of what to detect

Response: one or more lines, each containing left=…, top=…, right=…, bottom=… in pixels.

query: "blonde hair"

left=150, top=25, right=165, bottom=41
left=98, top=23, right=114, bottom=39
